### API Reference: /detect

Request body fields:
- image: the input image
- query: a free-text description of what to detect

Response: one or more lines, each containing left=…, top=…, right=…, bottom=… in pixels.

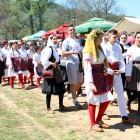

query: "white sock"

left=73, top=99, right=77, bottom=104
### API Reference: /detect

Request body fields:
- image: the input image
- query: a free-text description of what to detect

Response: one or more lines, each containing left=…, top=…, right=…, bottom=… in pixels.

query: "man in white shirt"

left=103, top=30, right=136, bottom=123
left=62, top=25, right=83, bottom=109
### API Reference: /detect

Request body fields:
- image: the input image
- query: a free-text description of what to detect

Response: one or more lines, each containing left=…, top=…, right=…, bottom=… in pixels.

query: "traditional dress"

left=33, top=53, right=42, bottom=88
left=0, top=49, right=4, bottom=85
left=19, top=49, right=29, bottom=84
left=7, top=48, right=24, bottom=88
left=103, top=42, right=128, bottom=117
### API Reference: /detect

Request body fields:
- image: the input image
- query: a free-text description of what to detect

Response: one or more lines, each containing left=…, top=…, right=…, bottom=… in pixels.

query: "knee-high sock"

left=59, top=94, right=64, bottom=107
left=24, top=76, right=27, bottom=84
left=10, top=77, right=15, bottom=87
left=0, top=76, right=2, bottom=84
left=137, top=92, right=140, bottom=111
left=37, top=77, right=42, bottom=87
left=2, top=77, right=5, bottom=81
left=88, top=103, right=96, bottom=126
left=96, top=101, right=111, bottom=121
left=30, top=73, right=34, bottom=84
left=8, top=77, right=10, bottom=83
left=127, top=91, right=138, bottom=106
left=18, top=73, right=24, bottom=87
left=46, top=94, right=51, bottom=109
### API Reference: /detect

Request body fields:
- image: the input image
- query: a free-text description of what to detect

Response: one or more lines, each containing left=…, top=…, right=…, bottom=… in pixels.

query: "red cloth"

left=91, top=64, right=111, bottom=95
left=11, top=58, right=22, bottom=72
left=20, top=42, right=24, bottom=45
left=3, top=41, right=8, bottom=45
left=128, top=36, right=135, bottom=45
left=106, top=62, right=119, bottom=87
left=10, top=76, right=15, bottom=87
left=8, top=77, right=10, bottom=83
left=37, top=77, right=42, bottom=88
left=21, top=60, right=28, bottom=71
left=28, top=73, right=34, bottom=85
left=24, top=76, right=27, bottom=84
left=88, top=104, right=96, bottom=126
left=28, top=59, right=34, bottom=73
left=18, top=73, right=24, bottom=87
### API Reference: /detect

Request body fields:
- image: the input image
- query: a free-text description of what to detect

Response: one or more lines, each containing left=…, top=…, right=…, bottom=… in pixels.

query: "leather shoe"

left=59, top=105, right=69, bottom=110
left=90, top=125, right=103, bottom=132
left=96, top=120, right=110, bottom=129
left=109, top=103, right=118, bottom=106
left=122, top=117, right=136, bottom=123
left=47, top=108, right=55, bottom=114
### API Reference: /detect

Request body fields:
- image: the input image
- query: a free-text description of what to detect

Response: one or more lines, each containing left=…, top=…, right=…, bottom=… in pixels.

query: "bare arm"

left=61, top=50, right=80, bottom=57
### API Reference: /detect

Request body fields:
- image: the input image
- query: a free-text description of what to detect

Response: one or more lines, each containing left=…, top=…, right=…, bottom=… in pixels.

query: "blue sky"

left=55, top=0, right=140, bottom=18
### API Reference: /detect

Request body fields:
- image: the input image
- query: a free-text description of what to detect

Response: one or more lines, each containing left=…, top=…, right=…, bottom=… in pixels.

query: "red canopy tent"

left=40, top=24, right=69, bottom=40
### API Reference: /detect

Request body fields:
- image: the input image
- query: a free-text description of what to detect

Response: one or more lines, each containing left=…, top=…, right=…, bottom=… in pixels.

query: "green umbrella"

left=75, top=17, right=117, bottom=34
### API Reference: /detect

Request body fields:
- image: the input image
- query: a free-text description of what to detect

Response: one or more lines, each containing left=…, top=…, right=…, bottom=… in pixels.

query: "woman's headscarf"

left=46, top=35, right=58, bottom=49
left=83, top=28, right=109, bottom=68
left=120, top=32, right=129, bottom=45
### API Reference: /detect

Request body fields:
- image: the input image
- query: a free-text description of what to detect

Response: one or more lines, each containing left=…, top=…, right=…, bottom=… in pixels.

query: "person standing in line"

left=33, top=46, right=42, bottom=89
left=41, top=35, right=69, bottom=114
left=2, top=41, right=10, bottom=84
left=83, top=28, right=114, bottom=132
left=7, top=42, right=26, bottom=89
left=103, top=30, right=136, bottom=123
left=62, top=24, right=83, bottom=109
left=0, top=47, right=4, bottom=87
left=125, top=32, right=140, bottom=114
left=19, top=42, right=29, bottom=85
left=27, top=43, right=35, bottom=86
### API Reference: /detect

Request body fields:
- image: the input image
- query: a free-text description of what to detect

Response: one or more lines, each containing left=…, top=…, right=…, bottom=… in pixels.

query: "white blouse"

left=41, top=47, right=59, bottom=69
left=57, top=48, right=66, bottom=66
left=103, top=42, right=125, bottom=73
left=0, top=49, right=4, bottom=61
left=83, top=50, right=113, bottom=83
left=27, top=50, right=35, bottom=59
left=2, top=48, right=9, bottom=58
left=33, top=53, right=41, bottom=67
left=19, top=49, right=28, bottom=59
left=7, top=49, right=21, bottom=65
left=125, top=45, right=140, bottom=76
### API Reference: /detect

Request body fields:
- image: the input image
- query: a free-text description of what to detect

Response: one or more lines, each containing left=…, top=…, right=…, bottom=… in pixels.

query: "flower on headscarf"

left=90, top=28, right=104, bottom=40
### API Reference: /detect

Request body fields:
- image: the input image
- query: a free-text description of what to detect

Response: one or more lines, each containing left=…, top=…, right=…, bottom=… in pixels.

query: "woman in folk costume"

left=19, top=42, right=29, bottom=85
left=2, top=41, right=10, bottom=84
left=33, top=46, right=42, bottom=89
left=83, top=28, right=114, bottom=132
left=41, top=35, right=69, bottom=114
left=0, top=47, right=5, bottom=86
left=7, top=42, right=26, bottom=89
left=27, top=43, right=35, bottom=86
left=125, top=32, right=140, bottom=114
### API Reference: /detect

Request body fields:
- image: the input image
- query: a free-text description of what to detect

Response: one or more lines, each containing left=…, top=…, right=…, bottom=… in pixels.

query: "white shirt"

left=62, top=37, right=81, bottom=63
left=0, top=49, right=4, bottom=61
left=2, top=48, right=9, bottom=58
left=103, top=42, right=125, bottom=73
left=41, top=47, right=59, bottom=69
left=57, top=48, right=66, bottom=66
left=19, top=49, right=28, bottom=59
left=33, top=53, right=41, bottom=67
left=125, top=45, right=140, bottom=76
left=27, top=50, right=35, bottom=59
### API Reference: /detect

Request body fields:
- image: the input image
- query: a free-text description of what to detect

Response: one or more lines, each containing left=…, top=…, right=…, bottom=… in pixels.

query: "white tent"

left=110, top=17, right=140, bottom=35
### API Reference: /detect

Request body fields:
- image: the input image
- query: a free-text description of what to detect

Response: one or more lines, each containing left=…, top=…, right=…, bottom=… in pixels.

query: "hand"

left=127, top=76, right=131, bottom=82
left=73, top=50, right=80, bottom=54
left=0, top=58, right=1, bottom=61
left=10, top=64, right=13, bottom=70
left=24, top=58, right=27, bottom=61
left=90, top=83, right=97, bottom=92
left=51, top=63, right=57, bottom=69
left=38, top=61, right=41, bottom=65
left=104, top=72, right=108, bottom=76
left=114, top=70, right=121, bottom=75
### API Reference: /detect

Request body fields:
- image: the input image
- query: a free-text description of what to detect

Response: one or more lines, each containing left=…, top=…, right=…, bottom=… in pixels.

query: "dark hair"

left=108, top=30, right=118, bottom=36
left=120, top=32, right=127, bottom=38
left=50, top=35, right=57, bottom=40
left=134, top=32, right=140, bottom=38
left=10, top=43, right=12, bottom=46
left=131, top=32, right=134, bottom=35
left=68, top=24, right=74, bottom=29
left=30, top=43, right=34, bottom=47
left=35, top=46, right=40, bottom=52
left=58, top=40, right=63, bottom=46
left=12, top=42, right=18, bottom=45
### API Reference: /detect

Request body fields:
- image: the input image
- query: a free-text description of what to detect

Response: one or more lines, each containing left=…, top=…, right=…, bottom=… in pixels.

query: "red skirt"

left=106, top=62, right=119, bottom=87
left=21, top=60, right=28, bottom=71
left=28, top=59, right=34, bottom=74
left=92, top=64, right=111, bottom=95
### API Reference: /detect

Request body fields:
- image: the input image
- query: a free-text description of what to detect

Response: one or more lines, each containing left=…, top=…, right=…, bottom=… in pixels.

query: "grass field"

left=0, top=80, right=140, bottom=140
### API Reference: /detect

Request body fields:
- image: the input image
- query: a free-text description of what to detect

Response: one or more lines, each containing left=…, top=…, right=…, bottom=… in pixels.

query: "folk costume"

left=2, top=41, right=10, bottom=83
left=27, top=49, right=35, bottom=85
left=41, top=36, right=68, bottom=113
left=103, top=42, right=130, bottom=118
left=7, top=48, right=25, bottom=89
left=33, top=53, right=42, bottom=89
left=19, top=48, right=29, bottom=85
left=0, top=48, right=4, bottom=86
left=83, top=29, right=114, bottom=132
left=125, top=45, right=140, bottom=113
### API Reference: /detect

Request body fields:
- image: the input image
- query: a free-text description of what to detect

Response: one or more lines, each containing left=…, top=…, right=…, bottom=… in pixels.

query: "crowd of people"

left=0, top=24, right=140, bottom=132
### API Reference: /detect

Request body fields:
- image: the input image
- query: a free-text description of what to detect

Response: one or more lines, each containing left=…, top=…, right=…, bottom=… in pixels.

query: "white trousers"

left=105, top=74, right=128, bottom=117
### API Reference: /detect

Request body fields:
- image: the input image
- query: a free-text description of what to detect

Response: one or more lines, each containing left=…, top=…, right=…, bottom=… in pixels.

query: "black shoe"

left=75, top=101, right=82, bottom=109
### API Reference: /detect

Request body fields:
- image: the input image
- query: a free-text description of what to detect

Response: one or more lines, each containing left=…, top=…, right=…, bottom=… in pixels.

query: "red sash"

left=106, top=62, right=119, bottom=87
left=28, top=59, right=34, bottom=73
left=11, top=58, right=22, bottom=72
left=21, top=59, right=28, bottom=71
